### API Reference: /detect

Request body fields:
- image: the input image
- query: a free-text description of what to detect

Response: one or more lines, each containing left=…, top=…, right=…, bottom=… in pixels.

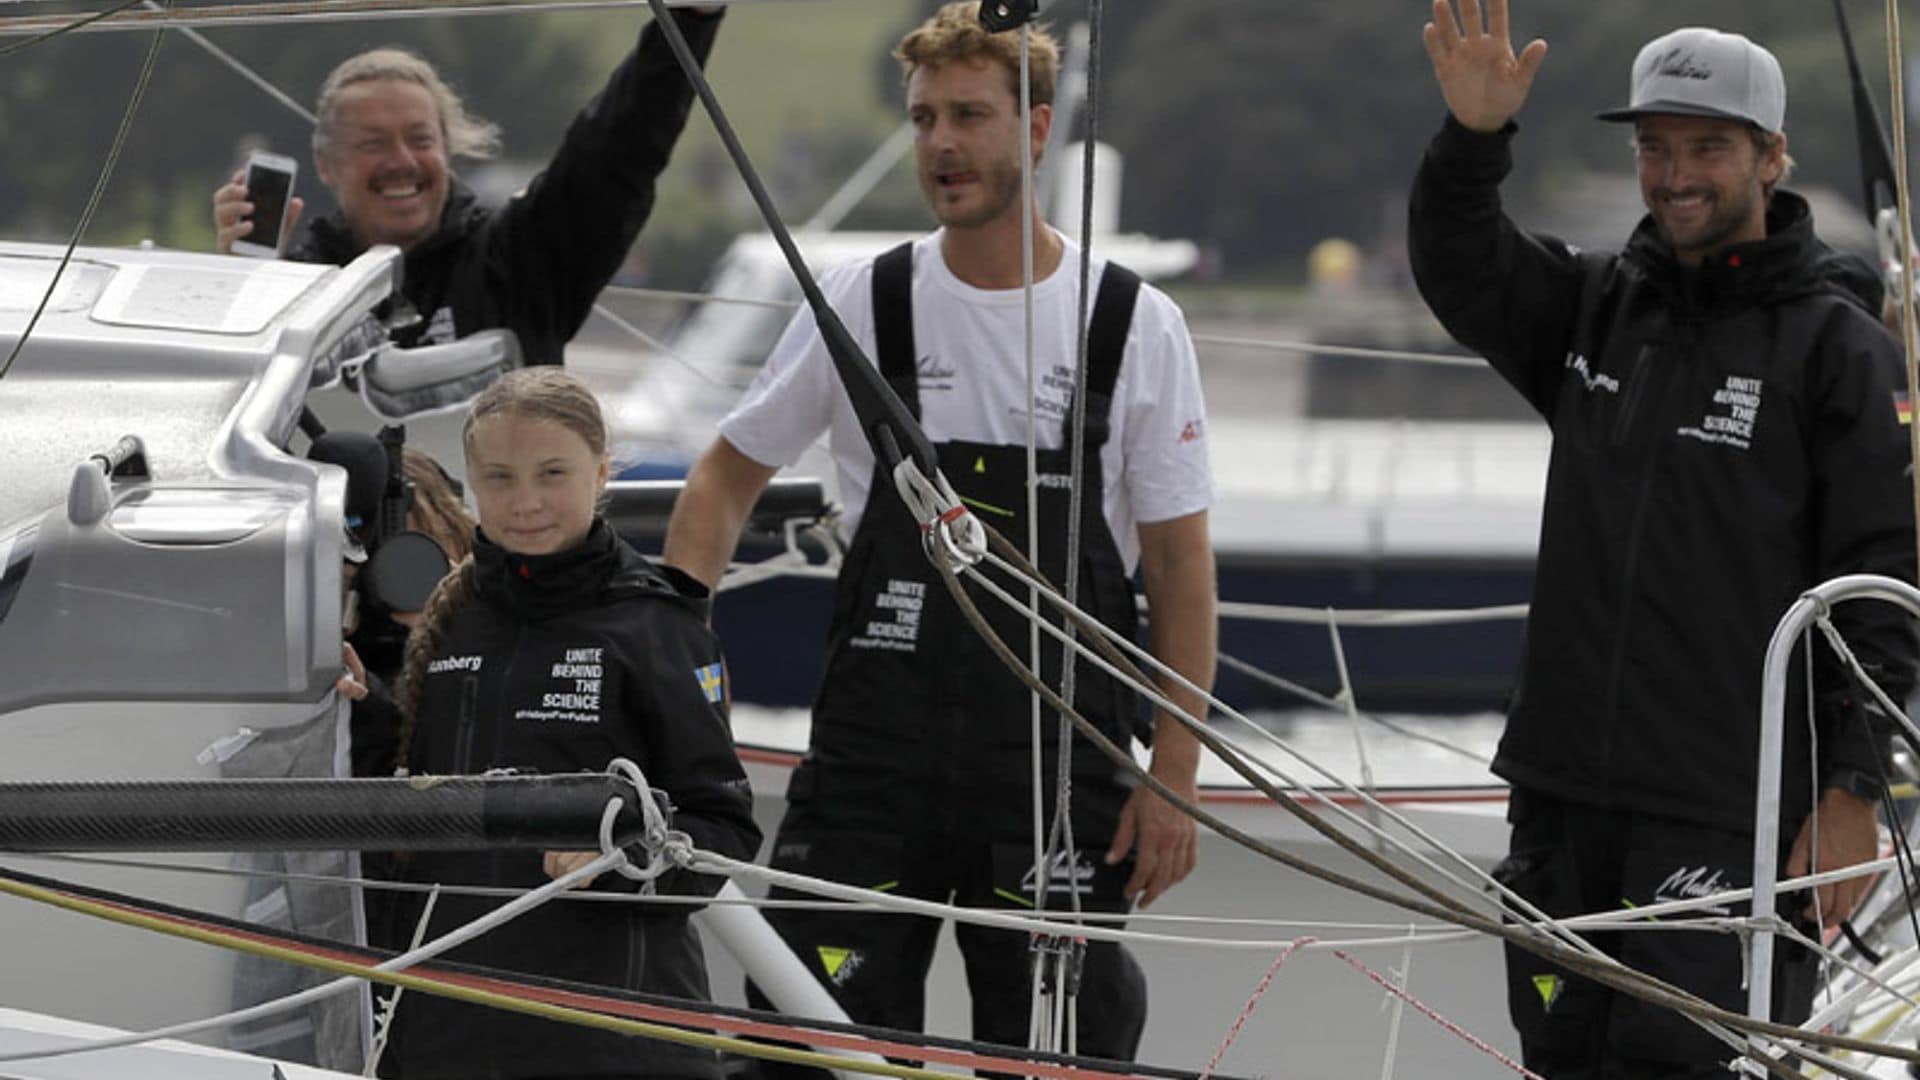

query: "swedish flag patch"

left=695, top=662, right=725, bottom=704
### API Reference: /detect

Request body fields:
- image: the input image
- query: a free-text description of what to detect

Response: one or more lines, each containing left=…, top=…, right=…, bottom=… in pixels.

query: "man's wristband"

left=1824, top=767, right=1886, bottom=804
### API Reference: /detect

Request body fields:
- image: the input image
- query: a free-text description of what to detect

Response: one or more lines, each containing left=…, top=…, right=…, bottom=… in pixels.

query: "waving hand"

left=1423, top=0, right=1548, bottom=133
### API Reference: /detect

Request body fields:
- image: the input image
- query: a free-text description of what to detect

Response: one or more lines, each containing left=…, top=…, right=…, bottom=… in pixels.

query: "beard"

left=923, top=150, right=1026, bottom=229
left=1647, top=174, right=1765, bottom=262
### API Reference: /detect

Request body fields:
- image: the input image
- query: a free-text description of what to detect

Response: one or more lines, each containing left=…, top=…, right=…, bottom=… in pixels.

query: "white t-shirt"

left=718, top=230, right=1212, bottom=572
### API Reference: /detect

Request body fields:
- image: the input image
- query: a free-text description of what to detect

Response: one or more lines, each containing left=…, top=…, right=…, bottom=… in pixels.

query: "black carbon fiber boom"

left=0, top=773, right=651, bottom=852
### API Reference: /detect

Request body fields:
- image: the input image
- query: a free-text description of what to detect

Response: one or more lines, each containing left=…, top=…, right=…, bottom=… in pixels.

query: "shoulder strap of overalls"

left=1073, top=261, right=1144, bottom=451
left=870, top=241, right=920, bottom=419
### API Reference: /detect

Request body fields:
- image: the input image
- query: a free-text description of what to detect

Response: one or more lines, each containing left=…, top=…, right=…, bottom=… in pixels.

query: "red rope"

left=1330, top=948, right=1543, bottom=1079
left=1198, top=938, right=1312, bottom=1079
left=1199, top=938, right=1543, bottom=1080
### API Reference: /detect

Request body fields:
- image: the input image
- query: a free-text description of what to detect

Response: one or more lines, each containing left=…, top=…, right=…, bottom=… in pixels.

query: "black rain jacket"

left=1409, top=116, right=1918, bottom=833
left=290, top=9, right=721, bottom=366
left=382, top=519, right=760, bottom=1079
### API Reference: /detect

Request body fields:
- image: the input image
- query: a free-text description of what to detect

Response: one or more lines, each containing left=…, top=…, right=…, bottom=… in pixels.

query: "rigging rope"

left=31, top=847, right=1896, bottom=952
left=10, top=0, right=1903, bottom=1067
left=1198, top=942, right=1303, bottom=1080
left=1886, top=0, right=1920, bottom=577
left=0, top=0, right=164, bottom=384
left=1014, top=25, right=1055, bottom=1051
left=0, top=847, right=622, bottom=1065
left=1214, top=652, right=1494, bottom=766
left=0, top=0, right=784, bottom=35
left=140, top=0, right=315, bottom=121
left=936, top=524, right=1905, bottom=1076
left=0, top=0, right=142, bottom=54
left=1042, top=0, right=1111, bottom=996
left=0, top=865, right=1219, bottom=1080
left=1330, top=948, right=1545, bottom=1079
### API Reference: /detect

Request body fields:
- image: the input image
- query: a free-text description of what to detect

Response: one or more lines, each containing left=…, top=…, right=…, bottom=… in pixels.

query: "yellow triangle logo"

left=973, top=456, right=986, bottom=474
left=1532, top=974, right=1560, bottom=1010
left=818, top=946, right=852, bottom=979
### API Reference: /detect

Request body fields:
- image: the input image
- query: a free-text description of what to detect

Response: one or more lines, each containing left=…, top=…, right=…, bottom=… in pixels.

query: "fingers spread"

left=1517, top=38, right=1549, bottom=82
left=1458, top=0, right=1484, bottom=39
left=1428, top=0, right=1462, bottom=52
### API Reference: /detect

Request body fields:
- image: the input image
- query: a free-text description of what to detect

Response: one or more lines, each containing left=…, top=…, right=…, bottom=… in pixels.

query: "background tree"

left=0, top=0, right=1907, bottom=280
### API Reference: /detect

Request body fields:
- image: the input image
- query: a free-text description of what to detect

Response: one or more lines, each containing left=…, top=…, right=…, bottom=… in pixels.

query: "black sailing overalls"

left=747, top=244, right=1153, bottom=1071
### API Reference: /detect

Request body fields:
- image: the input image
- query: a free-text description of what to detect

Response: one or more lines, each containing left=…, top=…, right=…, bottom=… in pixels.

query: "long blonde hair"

left=312, top=47, right=503, bottom=162
left=403, top=447, right=475, bottom=564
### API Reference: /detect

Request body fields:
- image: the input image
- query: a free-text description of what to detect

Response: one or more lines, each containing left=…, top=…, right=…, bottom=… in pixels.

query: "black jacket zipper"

left=1603, top=335, right=1681, bottom=761
left=1610, top=344, right=1656, bottom=446
left=453, top=674, right=480, bottom=774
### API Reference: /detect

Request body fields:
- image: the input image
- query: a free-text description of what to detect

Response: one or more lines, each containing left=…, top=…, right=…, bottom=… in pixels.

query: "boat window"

left=108, top=489, right=297, bottom=545
left=88, top=262, right=321, bottom=335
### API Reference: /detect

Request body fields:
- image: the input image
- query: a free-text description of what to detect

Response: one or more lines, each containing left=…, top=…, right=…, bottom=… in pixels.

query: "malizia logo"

left=1653, top=865, right=1734, bottom=916
left=1652, top=48, right=1713, bottom=81
left=1565, top=352, right=1619, bottom=395
left=916, top=354, right=957, bottom=382
left=1021, top=850, right=1097, bottom=897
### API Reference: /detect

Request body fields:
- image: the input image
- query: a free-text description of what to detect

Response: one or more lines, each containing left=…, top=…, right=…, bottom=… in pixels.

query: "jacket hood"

left=1622, top=190, right=1869, bottom=314
left=471, top=518, right=708, bottom=622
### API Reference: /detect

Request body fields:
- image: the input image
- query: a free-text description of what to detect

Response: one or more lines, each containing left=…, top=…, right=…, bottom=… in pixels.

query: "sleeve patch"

left=694, top=662, right=726, bottom=704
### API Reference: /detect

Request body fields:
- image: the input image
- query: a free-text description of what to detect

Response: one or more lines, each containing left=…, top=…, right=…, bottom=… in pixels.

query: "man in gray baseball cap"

left=1408, top=0, right=1916, bottom=1076
left=1594, top=26, right=1793, bottom=268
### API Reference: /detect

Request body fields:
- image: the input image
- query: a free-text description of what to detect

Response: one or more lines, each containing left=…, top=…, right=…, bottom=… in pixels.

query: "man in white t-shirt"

left=663, top=3, right=1215, bottom=1064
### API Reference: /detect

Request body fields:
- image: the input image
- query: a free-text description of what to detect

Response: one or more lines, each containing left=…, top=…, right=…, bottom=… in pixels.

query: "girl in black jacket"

left=379, top=367, right=760, bottom=1080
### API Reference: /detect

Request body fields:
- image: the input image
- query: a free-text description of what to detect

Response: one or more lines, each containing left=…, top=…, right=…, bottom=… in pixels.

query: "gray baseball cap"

left=1596, top=26, right=1785, bottom=134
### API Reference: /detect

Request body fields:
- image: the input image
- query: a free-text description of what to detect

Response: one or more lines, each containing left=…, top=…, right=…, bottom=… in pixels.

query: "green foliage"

left=0, top=2, right=603, bottom=248
left=1101, top=0, right=1908, bottom=273
left=0, top=0, right=1909, bottom=280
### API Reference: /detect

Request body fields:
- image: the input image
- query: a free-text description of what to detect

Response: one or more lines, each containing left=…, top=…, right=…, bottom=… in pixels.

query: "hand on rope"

left=543, top=849, right=607, bottom=886
left=543, top=758, right=691, bottom=889
left=605, top=756, right=694, bottom=886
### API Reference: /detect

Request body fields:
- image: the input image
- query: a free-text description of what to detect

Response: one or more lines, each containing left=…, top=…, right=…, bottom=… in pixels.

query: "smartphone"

left=232, top=150, right=298, bottom=258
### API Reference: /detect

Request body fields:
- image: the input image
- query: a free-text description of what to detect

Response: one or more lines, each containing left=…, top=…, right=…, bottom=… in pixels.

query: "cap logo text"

left=1653, top=49, right=1713, bottom=80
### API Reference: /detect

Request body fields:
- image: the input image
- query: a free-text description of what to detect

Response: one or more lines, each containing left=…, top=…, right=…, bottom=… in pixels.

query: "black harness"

left=793, top=242, right=1148, bottom=841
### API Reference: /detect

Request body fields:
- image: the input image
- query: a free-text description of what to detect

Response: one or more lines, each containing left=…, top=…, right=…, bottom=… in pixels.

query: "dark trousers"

left=744, top=822, right=1146, bottom=1079
left=1496, top=787, right=1819, bottom=1079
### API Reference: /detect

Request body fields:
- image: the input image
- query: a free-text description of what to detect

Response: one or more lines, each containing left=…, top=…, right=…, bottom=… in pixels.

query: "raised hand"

left=1422, top=0, right=1548, bottom=134
left=212, top=168, right=305, bottom=256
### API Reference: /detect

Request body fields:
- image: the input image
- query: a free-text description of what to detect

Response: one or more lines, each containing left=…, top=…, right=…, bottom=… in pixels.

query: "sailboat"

left=6, top=1, right=1920, bottom=1078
